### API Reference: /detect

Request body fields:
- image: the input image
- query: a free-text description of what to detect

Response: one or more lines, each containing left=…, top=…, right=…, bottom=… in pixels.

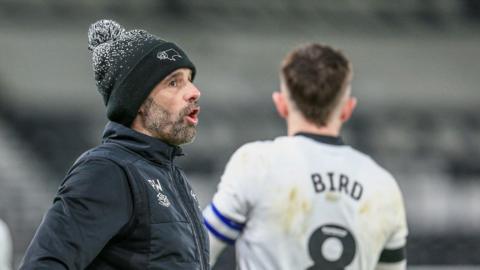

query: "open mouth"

left=185, top=107, right=200, bottom=125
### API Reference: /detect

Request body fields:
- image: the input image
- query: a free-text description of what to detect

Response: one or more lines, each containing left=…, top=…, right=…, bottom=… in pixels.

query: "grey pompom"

left=88, top=19, right=125, bottom=51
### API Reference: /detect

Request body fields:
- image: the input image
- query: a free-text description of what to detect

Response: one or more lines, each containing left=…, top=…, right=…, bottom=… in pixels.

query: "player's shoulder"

left=0, top=219, right=10, bottom=248
left=234, top=139, right=276, bottom=156
left=348, top=147, right=398, bottom=185
left=0, top=219, right=8, bottom=234
left=232, top=136, right=296, bottom=159
left=231, top=137, right=299, bottom=168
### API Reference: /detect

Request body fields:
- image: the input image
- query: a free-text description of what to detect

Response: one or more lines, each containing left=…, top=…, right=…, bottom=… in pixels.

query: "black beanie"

left=88, top=19, right=196, bottom=126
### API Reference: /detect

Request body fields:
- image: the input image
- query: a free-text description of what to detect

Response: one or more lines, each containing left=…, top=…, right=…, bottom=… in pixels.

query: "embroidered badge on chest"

left=147, top=179, right=171, bottom=207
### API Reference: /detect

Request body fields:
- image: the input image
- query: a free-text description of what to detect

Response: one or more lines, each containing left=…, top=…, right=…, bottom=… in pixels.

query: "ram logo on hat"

left=157, top=49, right=182, bottom=61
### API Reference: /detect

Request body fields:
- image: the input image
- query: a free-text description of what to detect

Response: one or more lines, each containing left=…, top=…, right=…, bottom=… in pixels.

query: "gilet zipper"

left=169, top=163, right=207, bottom=270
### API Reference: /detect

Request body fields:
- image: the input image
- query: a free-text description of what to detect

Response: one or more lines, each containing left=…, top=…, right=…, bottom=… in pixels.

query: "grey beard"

left=143, top=97, right=197, bottom=145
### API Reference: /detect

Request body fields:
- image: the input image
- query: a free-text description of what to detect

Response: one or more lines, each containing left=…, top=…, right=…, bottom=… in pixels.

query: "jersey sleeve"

left=203, top=143, right=266, bottom=258
left=19, top=158, right=132, bottom=270
left=378, top=176, right=408, bottom=267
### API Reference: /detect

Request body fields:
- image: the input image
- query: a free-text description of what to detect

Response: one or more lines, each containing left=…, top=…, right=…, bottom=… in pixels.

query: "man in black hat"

left=20, top=20, right=209, bottom=270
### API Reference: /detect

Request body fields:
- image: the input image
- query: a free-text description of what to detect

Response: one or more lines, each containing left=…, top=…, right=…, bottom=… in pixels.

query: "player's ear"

left=340, top=96, right=357, bottom=123
left=272, top=91, right=289, bottom=119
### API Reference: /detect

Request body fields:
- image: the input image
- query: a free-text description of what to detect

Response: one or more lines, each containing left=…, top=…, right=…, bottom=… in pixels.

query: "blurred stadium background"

left=0, top=0, right=479, bottom=269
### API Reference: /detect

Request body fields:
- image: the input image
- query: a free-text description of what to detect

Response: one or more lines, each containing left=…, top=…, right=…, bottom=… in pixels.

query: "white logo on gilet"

left=148, top=179, right=171, bottom=207
left=190, top=189, right=202, bottom=210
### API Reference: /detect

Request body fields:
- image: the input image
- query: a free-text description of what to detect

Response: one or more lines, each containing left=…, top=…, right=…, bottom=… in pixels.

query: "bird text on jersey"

left=311, top=172, right=363, bottom=201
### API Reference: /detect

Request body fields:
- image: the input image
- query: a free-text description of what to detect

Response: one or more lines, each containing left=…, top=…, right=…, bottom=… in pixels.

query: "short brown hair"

left=281, top=43, right=351, bottom=126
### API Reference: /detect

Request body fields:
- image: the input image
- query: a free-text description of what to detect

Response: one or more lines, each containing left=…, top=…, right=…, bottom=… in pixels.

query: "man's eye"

left=169, top=80, right=177, bottom=87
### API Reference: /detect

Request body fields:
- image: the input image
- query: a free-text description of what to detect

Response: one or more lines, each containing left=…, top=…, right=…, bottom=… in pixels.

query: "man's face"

left=140, top=68, right=200, bottom=145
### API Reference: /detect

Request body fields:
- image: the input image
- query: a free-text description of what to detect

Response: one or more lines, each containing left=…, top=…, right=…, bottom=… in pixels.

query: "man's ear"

left=272, top=91, right=289, bottom=119
left=340, top=96, right=357, bottom=123
left=137, top=99, right=150, bottom=117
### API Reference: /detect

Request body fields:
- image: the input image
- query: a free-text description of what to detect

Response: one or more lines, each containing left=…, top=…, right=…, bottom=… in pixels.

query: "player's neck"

left=287, top=115, right=341, bottom=137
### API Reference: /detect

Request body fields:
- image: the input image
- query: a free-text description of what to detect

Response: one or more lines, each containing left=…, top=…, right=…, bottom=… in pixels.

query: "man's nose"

left=186, top=83, right=201, bottom=103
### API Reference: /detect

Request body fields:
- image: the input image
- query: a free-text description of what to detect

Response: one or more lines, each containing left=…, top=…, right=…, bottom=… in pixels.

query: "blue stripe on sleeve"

left=203, top=219, right=236, bottom=245
left=210, top=203, right=245, bottom=231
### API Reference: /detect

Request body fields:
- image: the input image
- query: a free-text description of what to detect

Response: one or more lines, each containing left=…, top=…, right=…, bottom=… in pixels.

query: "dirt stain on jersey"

left=358, top=189, right=404, bottom=253
left=283, top=188, right=298, bottom=232
left=283, top=186, right=312, bottom=236
left=359, top=200, right=370, bottom=214
left=325, top=192, right=340, bottom=202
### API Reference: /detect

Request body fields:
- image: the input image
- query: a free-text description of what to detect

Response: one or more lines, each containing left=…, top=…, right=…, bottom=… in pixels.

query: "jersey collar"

left=295, top=132, right=345, bottom=146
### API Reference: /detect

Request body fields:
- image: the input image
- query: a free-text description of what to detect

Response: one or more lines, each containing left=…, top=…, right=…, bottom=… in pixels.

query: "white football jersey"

left=203, top=133, right=407, bottom=270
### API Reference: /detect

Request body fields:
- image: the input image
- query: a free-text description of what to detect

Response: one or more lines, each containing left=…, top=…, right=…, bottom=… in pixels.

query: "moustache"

left=180, top=102, right=200, bottom=117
